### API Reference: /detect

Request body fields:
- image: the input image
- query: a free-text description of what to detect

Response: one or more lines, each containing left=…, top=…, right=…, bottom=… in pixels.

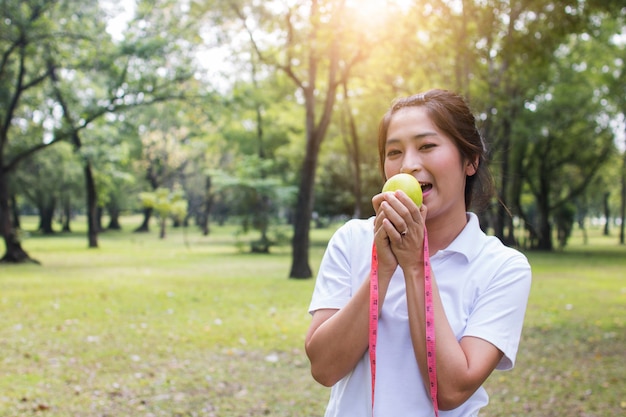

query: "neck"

left=425, top=211, right=469, bottom=254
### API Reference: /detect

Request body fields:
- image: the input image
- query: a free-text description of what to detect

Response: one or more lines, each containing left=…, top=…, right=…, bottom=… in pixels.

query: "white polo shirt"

left=309, top=213, right=532, bottom=417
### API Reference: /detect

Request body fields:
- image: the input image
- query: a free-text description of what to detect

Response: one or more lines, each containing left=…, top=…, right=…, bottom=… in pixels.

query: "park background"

left=1, top=0, right=625, bottom=416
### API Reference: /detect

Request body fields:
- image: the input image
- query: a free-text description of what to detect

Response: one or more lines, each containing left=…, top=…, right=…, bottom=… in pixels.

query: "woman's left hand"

left=374, top=190, right=427, bottom=275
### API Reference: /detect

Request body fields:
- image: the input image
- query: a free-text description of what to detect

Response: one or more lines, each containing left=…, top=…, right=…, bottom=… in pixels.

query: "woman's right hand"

left=373, top=191, right=426, bottom=278
left=372, top=192, right=399, bottom=280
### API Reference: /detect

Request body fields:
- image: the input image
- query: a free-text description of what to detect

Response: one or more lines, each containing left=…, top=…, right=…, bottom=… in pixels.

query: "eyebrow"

left=386, top=131, right=439, bottom=145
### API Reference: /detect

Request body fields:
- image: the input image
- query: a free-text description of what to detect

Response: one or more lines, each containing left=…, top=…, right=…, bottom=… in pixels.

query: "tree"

left=139, top=187, right=187, bottom=239
left=589, top=2, right=626, bottom=244
left=10, top=142, right=83, bottom=234
left=132, top=110, right=194, bottom=233
left=212, top=156, right=295, bottom=253
left=516, top=40, right=616, bottom=249
left=459, top=1, right=597, bottom=245
left=47, top=0, right=202, bottom=248
left=205, top=58, right=299, bottom=249
left=621, top=145, right=626, bottom=245
left=1, top=0, right=73, bottom=262
left=228, top=0, right=381, bottom=277
left=523, top=1, right=626, bottom=249
left=1, top=0, right=203, bottom=262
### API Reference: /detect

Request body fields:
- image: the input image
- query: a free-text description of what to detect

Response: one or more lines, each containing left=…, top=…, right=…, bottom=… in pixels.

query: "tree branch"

left=231, top=3, right=305, bottom=90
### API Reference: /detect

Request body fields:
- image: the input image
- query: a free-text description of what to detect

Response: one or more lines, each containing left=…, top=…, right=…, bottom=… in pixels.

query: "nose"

left=400, top=148, right=422, bottom=174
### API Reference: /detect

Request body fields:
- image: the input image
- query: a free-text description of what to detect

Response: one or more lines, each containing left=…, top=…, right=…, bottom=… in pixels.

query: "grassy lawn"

left=1, top=217, right=625, bottom=416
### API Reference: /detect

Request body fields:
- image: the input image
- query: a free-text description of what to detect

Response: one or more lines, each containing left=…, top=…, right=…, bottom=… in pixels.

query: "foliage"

left=210, top=156, right=297, bottom=253
left=0, top=0, right=206, bottom=260
left=2, top=0, right=626, bottom=266
left=513, top=28, right=619, bottom=250
left=139, top=187, right=187, bottom=238
left=9, top=142, right=84, bottom=232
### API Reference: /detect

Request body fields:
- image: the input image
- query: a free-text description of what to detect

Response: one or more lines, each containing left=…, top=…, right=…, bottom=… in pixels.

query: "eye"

left=386, top=148, right=402, bottom=158
left=420, top=143, right=436, bottom=151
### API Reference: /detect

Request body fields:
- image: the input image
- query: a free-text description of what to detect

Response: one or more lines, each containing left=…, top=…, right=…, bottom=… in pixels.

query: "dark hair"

left=377, top=89, right=494, bottom=212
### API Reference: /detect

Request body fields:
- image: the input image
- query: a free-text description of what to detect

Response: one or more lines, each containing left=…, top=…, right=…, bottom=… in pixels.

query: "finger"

left=416, top=204, right=427, bottom=223
left=393, top=190, right=426, bottom=224
left=373, top=206, right=388, bottom=231
left=379, top=197, right=410, bottom=234
left=372, top=193, right=386, bottom=215
left=382, top=218, right=405, bottom=244
left=385, top=191, right=416, bottom=216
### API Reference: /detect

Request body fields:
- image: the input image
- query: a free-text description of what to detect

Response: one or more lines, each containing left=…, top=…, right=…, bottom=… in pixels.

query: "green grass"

left=482, top=239, right=626, bottom=417
left=1, top=217, right=625, bottom=416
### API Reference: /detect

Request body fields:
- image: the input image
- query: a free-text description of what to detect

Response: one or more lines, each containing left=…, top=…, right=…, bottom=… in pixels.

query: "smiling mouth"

left=420, top=183, right=432, bottom=193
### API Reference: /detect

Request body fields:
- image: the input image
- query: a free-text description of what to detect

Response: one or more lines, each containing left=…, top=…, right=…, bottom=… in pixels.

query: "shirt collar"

left=432, top=212, right=484, bottom=262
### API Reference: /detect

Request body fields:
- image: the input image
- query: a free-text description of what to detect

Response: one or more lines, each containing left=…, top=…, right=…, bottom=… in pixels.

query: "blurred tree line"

left=1, top=0, right=625, bottom=277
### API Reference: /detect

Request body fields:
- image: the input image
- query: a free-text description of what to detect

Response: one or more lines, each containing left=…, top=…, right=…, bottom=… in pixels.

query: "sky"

left=102, top=0, right=136, bottom=41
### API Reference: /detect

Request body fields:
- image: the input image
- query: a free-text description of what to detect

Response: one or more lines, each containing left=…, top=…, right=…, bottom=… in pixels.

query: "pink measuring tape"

left=369, top=228, right=438, bottom=416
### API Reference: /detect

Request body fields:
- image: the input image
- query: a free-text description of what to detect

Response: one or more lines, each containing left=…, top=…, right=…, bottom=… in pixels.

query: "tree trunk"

left=107, top=204, right=122, bottom=230
left=134, top=207, right=153, bottom=232
left=495, top=117, right=516, bottom=246
left=535, top=174, right=553, bottom=250
left=253, top=194, right=271, bottom=254
left=201, top=176, right=213, bottom=236
left=38, top=202, right=56, bottom=234
left=619, top=149, right=626, bottom=245
left=84, top=161, right=99, bottom=248
left=603, top=192, right=610, bottom=236
left=289, top=134, right=320, bottom=278
left=0, top=171, right=38, bottom=263
left=289, top=85, right=339, bottom=278
left=341, top=81, right=363, bottom=219
left=159, top=217, right=166, bottom=239
left=10, top=194, right=20, bottom=229
left=580, top=218, right=588, bottom=245
left=96, top=206, right=104, bottom=232
left=61, top=197, right=72, bottom=232
left=50, top=69, right=99, bottom=249
left=536, top=198, right=552, bottom=250
left=288, top=2, right=342, bottom=278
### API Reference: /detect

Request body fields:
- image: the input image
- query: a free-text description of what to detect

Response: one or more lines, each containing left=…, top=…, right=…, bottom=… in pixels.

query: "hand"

left=373, top=190, right=427, bottom=275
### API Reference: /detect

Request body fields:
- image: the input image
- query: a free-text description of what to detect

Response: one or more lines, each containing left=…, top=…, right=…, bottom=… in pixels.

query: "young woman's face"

left=383, top=106, right=476, bottom=222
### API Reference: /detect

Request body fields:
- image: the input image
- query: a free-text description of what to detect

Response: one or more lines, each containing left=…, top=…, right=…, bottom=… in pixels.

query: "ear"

left=465, top=156, right=479, bottom=176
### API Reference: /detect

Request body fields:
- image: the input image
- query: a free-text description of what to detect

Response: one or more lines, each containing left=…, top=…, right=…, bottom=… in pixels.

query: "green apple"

left=382, top=173, right=423, bottom=207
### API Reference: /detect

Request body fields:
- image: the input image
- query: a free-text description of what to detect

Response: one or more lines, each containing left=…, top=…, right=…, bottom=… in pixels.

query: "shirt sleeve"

left=463, top=251, right=532, bottom=370
left=308, top=220, right=366, bottom=315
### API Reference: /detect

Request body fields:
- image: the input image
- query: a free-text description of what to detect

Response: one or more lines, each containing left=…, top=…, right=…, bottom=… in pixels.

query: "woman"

left=305, top=89, right=531, bottom=416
